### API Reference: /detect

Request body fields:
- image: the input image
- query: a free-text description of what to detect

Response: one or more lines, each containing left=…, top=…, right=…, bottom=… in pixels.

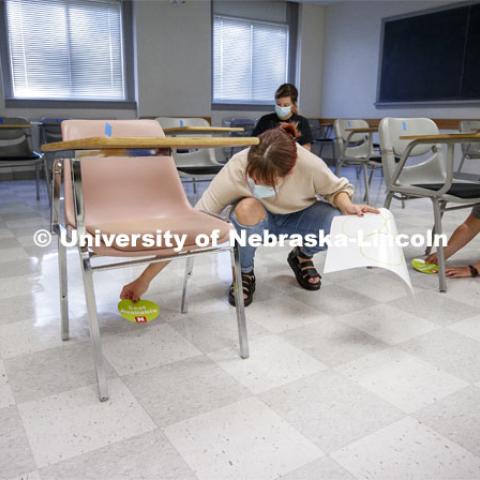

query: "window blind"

left=213, top=15, right=288, bottom=104
left=5, top=0, right=125, bottom=100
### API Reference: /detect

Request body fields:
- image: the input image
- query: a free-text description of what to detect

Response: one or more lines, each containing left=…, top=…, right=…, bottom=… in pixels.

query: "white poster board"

left=324, top=208, right=412, bottom=290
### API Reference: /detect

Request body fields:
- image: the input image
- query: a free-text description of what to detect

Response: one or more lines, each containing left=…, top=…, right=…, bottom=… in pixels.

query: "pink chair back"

left=61, top=120, right=192, bottom=228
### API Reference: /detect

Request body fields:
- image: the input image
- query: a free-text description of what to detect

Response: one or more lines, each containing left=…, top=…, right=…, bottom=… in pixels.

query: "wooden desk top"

left=41, top=136, right=259, bottom=153
left=345, top=127, right=377, bottom=133
left=0, top=124, right=31, bottom=129
left=399, top=133, right=480, bottom=141
left=162, top=126, right=244, bottom=134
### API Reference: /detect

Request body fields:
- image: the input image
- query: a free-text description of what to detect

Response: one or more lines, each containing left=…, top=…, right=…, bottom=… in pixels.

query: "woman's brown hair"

left=246, top=123, right=299, bottom=186
left=275, top=83, right=298, bottom=103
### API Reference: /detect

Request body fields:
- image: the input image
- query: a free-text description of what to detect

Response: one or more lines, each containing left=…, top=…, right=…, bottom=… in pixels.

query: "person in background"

left=425, top=206, right=480, bottom=278
left=120, top=124, right=378, bottom=306
left=253, top=83, right=313, bottom=151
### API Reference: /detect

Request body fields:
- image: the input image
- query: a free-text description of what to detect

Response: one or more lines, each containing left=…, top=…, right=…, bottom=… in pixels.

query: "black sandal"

left=287, top=247, right=321, bottom=291
left=228, top=271, right=256, bottom=307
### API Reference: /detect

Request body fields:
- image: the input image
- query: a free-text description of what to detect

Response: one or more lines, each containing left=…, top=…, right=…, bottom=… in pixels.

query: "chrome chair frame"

left=50, top=151, right=248, bottom=402
left=334, top=122, right=375, bottom=204
left=0, top=120, right=46, bottom=200
left=384, top=137, right=480, bottom=293
left=457, top=120, right=480, bottom=174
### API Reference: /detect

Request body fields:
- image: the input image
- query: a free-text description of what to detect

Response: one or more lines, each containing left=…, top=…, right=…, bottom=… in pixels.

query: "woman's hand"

left=446, top=266, right=475, bottom=278
left=342, top=204, right=380, bottom=217
left=120, top=277, right=150, bottom=302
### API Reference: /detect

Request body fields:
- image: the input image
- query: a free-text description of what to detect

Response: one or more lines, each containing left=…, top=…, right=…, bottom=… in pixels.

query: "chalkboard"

left=378, top=3, right=480, bottom=104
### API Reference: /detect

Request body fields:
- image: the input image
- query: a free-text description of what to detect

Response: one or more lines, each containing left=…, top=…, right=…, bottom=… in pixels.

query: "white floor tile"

left=102, top=323, right=201, bottom=375
left=167, top=310, right=268, bottom=354
left=0, top=319, right=76, bottom=359
left=332, top=417, right=480, bottom=480
left=164, top=397, right=323, bottom=480
left=342, top=270, right=413, bottom=302
left=38, top=429, right=196, bottom=480
left=18, top=378, right=156, bottom=468
left=260, top=370, right=404, bottom=453
left=0, top=407, right=36, bottom=479
left=389, top=290, right=479, bottom=326
left=245, top=296, right=329, bottom=334
left=278, top=457, right=355, bottom=480
left=123, top=356, right=250, bottom=427
left=281, top=316, right=387, bottom=367
left=448, top=315, right=480, bottom=342
left=337, top=348, right=467, bottom=413
left=0, top=359, right=15, bottom=408
left=400, top=329, right=480, bottom=383
left=336, top=303, right=437, bottom=345
left=208, top=335, right=326, bottom=394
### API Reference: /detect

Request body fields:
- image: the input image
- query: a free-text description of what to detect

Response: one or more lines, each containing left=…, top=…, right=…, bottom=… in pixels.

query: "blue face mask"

left=275, top=104, right=292, bottom=120
left=247, top=176, right=276, bottom=199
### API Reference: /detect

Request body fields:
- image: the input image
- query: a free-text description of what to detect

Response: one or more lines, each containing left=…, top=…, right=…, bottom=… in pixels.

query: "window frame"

left=211, top=2, right=298, bottom=110
left=0, top=0, right=136, bottom=109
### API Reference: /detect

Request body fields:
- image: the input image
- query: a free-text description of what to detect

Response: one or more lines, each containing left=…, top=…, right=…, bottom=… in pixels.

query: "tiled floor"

left=1, top=169, right=480, bottom=480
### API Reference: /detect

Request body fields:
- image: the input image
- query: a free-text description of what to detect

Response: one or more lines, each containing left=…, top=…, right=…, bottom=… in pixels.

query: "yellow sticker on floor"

left=117, top=299, right=159, bottom=323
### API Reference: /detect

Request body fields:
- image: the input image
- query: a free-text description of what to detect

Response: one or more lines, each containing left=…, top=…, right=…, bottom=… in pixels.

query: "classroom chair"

left=308, top=119, right=335, bottom=164
left=222, top=117, right=256, bottom=160
left=40, top=118, right=68, bottom=204
left=380, top=117, right=480, bottom=292
left=156, top=116, right=224, bottom=199
left=334, top=119, right=380, bottom=204
left=52, top=119, right=248, bottom=401
left=0, top=117, right=45, bottom=200
left=458, top=120, right=480, bottom=174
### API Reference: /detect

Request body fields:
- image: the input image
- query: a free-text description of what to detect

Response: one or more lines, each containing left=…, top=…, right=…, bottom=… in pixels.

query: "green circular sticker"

left=411, top=258, right=439, bottom=274
left=117, top=299, right=159, bottom=324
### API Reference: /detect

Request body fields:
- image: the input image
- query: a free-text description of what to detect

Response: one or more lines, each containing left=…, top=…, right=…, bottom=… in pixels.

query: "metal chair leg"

left=432, top=198, right=447, bottom=293
left=230, top=241, right=249, bottom=359
left=457, top=153, right=467, bottom=174
left=79, top=251, right=109, bottom=401
left=335, top=159, right=343, bottom=176
left=181, top=257, right=194, bottom=313
left=35, top=163, right=40, bottom=200
left=425, top=205, right=444, bottom=256
left=58, top=235, right=69, bottom=341
left=43, top=156, right=52, bottom=207
left=362, top=163, right=370, bottom=204
left=384, top=191, right=393, bottom=209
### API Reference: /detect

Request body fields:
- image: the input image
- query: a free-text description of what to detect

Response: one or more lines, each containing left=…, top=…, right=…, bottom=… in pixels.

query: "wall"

left=296, top=2, right=325, bottom=117
left=0, top=0, right=324, bottom=122
left=135, top=0, right=212, bottom=117
left=320, top=0, right=479, bottom=119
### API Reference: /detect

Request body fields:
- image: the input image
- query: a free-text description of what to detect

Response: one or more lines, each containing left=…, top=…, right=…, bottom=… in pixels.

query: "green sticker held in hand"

left=117, top=299, right=159, bottom=324
left=411, top=258, right=439, bottom=274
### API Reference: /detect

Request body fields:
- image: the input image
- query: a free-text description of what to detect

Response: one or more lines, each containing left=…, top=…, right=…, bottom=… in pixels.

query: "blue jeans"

left=230, top=201, right=341, bottom=273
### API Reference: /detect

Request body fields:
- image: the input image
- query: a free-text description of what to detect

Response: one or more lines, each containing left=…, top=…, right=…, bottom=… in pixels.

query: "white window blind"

left=213, top=15, right=289, bottom=104
left=5, top=0, right=126, bottom=100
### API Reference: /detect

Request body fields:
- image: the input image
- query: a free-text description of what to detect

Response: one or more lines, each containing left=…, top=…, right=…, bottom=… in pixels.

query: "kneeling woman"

left=120, top=124, right=378, bottom=306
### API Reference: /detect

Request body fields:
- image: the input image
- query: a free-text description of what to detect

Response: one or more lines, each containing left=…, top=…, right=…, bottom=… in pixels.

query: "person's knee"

left=234, top=198, right=266, bottom=226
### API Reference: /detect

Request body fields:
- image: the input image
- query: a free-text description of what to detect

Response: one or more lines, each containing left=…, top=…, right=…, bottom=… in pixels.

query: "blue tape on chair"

left=402, top=121, right=407, bottom=131
left=127, top=149, right=155, bottom=156
left=0, top=117, right=4, bottom=124
left=179, top=119, right=184, bottom=127
left=104, top=122, right=113, bottom=137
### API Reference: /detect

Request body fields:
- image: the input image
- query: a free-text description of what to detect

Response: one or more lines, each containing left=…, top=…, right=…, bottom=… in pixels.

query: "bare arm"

left=333, top=191, right=379, bottom=216
left=427, top=213, right=480, bottom=263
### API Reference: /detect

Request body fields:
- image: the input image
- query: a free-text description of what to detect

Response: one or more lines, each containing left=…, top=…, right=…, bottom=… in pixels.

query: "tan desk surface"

left=41, top=136, right=259, bottom=153
left=0, top=124, right=32, bottom=129
left=345, top=127, right=377, bottom=133
left=399, top=133, right=480, bottom=141
left=162, top=126, right=244, bottom=134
